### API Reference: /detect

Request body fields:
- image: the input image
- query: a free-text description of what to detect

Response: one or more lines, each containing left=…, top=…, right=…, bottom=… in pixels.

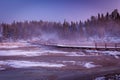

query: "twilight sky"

left=0, top=0, right=120, bottom=23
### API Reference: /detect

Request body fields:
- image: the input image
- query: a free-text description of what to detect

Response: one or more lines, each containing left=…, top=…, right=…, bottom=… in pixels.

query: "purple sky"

left=0, top=0, right=120, bottom=23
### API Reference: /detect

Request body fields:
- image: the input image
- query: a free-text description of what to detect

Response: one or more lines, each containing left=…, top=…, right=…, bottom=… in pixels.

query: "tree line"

left=0, top=9, right=120, bottom=43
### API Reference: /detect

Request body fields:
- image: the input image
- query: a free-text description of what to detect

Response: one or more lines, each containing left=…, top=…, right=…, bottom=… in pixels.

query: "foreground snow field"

left=0, top=42, right=120, bottom=80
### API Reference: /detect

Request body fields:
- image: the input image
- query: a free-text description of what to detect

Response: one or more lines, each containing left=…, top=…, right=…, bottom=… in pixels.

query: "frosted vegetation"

left=0, top=9, right=120, bottom=44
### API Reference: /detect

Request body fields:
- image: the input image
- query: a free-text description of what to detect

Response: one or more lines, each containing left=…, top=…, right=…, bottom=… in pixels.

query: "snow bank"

left=0, top=60, right=65, bottom=69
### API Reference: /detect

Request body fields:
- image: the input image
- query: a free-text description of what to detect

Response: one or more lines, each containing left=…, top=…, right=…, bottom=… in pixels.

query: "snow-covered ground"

left=0, top=42, right=120, bottom=80
left=0, top=60, right=65, bottom=68
left=0, top=60, right=101, bottom=70
left=0, top=49, right=94, bottom=57
left=0, top=43, right=119, bottom=80
left=0, top=43, right=103, bottom=70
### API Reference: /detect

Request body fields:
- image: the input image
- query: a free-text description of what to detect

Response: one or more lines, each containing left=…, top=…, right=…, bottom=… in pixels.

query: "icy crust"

left=0, top=60, right=65, bottom=69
